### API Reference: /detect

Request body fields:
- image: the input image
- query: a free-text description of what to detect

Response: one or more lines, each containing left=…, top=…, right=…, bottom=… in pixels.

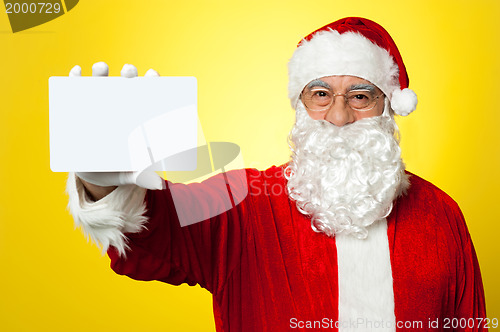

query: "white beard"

left=285, top=105, right=409, bottom=239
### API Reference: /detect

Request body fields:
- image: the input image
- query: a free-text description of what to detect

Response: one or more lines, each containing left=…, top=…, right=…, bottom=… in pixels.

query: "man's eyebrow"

left=306, top=79, right=330, bottom=90
left=348, top=83, right=376, bottom=92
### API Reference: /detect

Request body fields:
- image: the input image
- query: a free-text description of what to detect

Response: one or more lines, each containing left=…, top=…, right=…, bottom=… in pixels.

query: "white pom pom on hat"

left=288, top=17, right=417, bottom=116
left=391, top=88, right=418, bottom=116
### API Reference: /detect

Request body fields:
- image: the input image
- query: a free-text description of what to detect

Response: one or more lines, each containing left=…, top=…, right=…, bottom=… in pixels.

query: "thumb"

left=134, top=171, right=166, bottom=190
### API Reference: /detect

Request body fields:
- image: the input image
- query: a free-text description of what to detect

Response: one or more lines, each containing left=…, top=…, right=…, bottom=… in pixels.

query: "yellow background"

left=1, top=0, right=499, bottom=330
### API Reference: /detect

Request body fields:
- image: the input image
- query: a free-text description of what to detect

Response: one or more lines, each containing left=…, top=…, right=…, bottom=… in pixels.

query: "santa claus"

left=67, top=17, right=487, bottom=331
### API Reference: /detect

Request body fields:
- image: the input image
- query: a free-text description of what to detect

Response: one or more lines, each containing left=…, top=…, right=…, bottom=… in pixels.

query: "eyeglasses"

left=300, top=86, right=383, bottom=112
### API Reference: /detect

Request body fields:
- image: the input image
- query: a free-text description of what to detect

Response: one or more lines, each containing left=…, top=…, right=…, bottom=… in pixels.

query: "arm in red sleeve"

left=107, top=169, right=251, bottom=294
left=453, top=208, right=487, bottom=331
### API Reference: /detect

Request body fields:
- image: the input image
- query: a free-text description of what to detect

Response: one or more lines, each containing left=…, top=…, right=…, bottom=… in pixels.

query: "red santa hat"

left=288, top=17, right=417, bottom=116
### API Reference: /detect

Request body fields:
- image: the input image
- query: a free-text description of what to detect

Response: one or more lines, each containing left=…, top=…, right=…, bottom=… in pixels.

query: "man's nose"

left=324, top=95, right=355, bottom=126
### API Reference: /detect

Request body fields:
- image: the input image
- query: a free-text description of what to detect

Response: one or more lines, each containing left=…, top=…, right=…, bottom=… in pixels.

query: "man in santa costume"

left=67, top=17, right=487, bottom=331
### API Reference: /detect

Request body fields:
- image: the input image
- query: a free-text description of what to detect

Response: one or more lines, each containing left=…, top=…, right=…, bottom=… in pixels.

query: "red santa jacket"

left=103, top=166, right=487, bottom=331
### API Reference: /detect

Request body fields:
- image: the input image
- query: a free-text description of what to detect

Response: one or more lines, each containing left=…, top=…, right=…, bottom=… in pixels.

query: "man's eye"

left=312, top=90, right=329, bottom=98
left=353, top=94, right=368, bottom=100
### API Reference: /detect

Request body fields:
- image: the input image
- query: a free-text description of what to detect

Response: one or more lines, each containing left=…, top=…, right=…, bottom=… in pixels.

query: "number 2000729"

left=5, top=2, right=61, bottom=14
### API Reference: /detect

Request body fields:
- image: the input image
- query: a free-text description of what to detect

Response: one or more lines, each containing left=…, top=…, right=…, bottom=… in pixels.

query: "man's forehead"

left=305, top=76, right=379, bottom=91
left=319, top=75, right=374, bottom=84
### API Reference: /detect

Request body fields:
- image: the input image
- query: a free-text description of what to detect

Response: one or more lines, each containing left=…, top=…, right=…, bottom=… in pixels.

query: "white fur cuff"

left=66, top=173, right=148, bottom=257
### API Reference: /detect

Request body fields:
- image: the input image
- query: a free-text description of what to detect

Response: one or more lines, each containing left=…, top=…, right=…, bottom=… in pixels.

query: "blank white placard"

left=49, top=76, right=197, bottom=172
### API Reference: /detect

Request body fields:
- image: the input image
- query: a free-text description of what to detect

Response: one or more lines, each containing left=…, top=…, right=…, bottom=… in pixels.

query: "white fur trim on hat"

left=66, top=173, right=148, bottom=257
left=390, top=88, right=418, bottom=116
left=288, top=30, right=400, bottom=108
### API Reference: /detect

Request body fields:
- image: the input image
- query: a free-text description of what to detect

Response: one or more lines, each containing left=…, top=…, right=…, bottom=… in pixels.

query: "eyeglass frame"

left=299, top=85, right=384, bottom=113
